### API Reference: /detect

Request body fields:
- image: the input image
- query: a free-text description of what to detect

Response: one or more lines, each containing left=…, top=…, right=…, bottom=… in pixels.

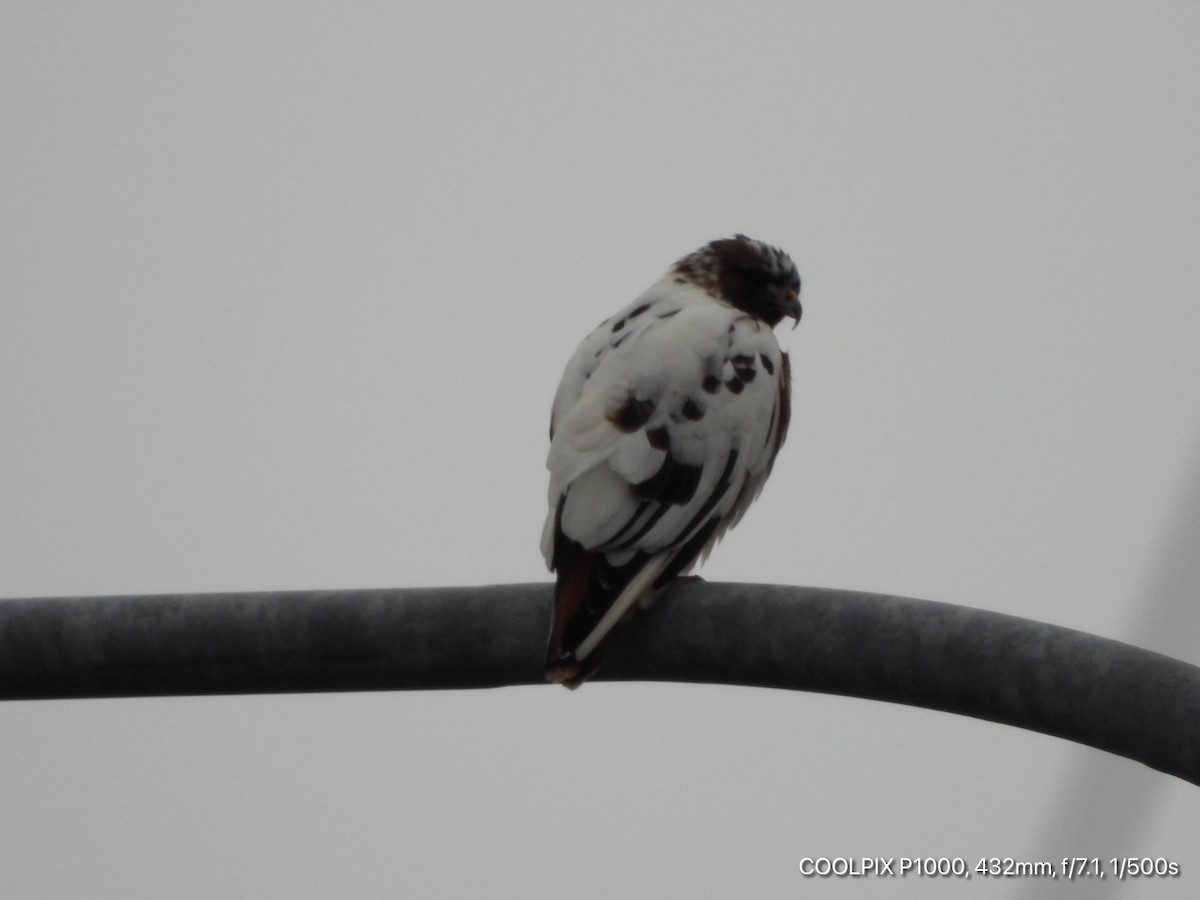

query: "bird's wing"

left=543, top=285, right=791, bottom=682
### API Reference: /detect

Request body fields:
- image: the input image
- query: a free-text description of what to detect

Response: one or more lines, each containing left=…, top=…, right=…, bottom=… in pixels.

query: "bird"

left=542, top=234, right=801, bottom=687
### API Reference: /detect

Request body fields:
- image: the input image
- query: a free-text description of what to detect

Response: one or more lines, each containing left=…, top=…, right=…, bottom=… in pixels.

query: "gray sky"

left=2, top=3, right=1198, bottom=897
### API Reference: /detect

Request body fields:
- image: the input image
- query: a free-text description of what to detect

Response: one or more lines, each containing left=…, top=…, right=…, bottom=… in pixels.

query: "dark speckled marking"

left=673, top=276, right=686, bottom=284
left=702, top=375, right=721, bottom=394
left=629, top=303, right=651, bottom=319
left=611, top=317, right=626, bottom=333
left=732, top=354, right=756, bottom=382
left=611, top=331, right=631, bottom=349
left=760, top=353, right=774, bottom=375
left=681, top=398, right=704, bottom=421
left=658, top=308, right=680, bottom=319
left=646, top=426, right=670, bottom=450
left=726, top=377, right=744, bottom=395
left=607, top=396, right=655, bottom=432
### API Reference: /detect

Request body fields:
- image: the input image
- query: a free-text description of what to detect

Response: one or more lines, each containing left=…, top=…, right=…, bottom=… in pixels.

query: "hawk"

left=542, top=234, right=802, bottom=686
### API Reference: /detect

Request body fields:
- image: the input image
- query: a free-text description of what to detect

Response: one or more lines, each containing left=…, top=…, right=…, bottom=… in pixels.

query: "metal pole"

left=1, top=582, right=1197, bottom=785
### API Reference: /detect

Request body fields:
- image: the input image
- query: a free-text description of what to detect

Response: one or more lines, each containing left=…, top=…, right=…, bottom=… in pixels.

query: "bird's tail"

left=545, top=543, right=669, bottom=689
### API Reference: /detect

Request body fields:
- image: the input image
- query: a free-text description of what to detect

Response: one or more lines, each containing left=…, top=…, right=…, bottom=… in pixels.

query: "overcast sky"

left=2, top=3, right=1199, bottom=898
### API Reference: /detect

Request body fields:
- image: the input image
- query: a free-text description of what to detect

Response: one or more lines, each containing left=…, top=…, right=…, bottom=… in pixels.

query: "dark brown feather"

left=546, top=500, right=653, bottom=686
left=772, top=353, right=792, bottom=459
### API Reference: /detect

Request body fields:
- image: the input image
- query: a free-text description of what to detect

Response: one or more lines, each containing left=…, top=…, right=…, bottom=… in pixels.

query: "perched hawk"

left=542, top=235, right=802, bottom=686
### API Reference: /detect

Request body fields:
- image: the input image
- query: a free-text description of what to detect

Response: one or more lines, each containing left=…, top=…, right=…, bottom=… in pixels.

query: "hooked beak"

left=785, top=288, right=802, bottom=330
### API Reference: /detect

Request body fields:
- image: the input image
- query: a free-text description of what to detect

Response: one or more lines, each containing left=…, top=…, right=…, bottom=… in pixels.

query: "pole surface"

left=1, top=582, right=1197, bottom=785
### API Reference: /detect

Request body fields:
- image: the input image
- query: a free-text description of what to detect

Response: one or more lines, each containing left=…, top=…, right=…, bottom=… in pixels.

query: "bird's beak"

left=785, top=288, right=802, bottom=330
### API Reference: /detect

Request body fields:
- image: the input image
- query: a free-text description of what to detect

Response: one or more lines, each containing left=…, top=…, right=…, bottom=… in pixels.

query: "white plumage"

left=543, top=235, right=800, bottom=686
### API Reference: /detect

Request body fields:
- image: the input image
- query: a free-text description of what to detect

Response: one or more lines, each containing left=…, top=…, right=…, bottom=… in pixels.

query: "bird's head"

left=675, top=234, right=802, bottom=329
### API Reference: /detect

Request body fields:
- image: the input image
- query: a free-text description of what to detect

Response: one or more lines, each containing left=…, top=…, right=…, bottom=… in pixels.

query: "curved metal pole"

left=1, top=582, right=1197, bottom=785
